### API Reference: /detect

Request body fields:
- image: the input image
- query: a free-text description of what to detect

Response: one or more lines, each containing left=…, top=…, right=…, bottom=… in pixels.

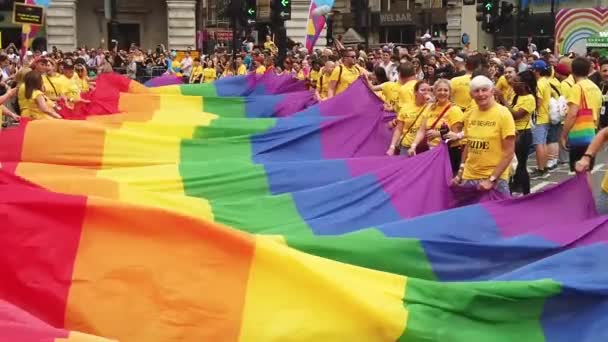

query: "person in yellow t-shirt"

left=21, top=71, right=62, bottom=120
left=327, top=50, right=361, bottom=98
left=60, top=63, right=84, bottom=103
left=450, top=54, right=483, bottom=112
left=254, top=57, right=266, bottom=75
left=43, top=59, right=66, bottom=101
left=202, top=60, right=217, bottom=83
left=74, top=64, right=90, bottom=92
left=189, top=57, right=204, bottom=83
left=528, top=60, right=552, bottom=179
left=263, top=35, right=278, bottom=53
left=236, top=56, right=247, bottom=75
left=562, top=57, right=603, bottom=172
left=309, top=61, right=321, bottom=91
left=386, top=80, right=431, bottom=156
left=395, top=63, right=418, bottom=114
left=575, top=127, right=608, bottom=214
left=410, top=79, right=464, bottom=173
left=555, top=64, right=574, bottom=100
left=499, top=70, right=537, bottom=195
left=316, top=61, right=335, bottom=100
left=453, top=75, right=515, bottom=196
left=495, top=66, right=516, bottom=104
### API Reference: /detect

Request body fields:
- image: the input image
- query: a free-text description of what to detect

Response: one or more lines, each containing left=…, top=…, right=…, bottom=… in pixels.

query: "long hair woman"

left=500, top=70, right=537, bottom=195
left=386, top=80, right=432, bottom=156
left=21, top=71, right=61, bottom=120
left=409, top=79, right=465, bottom=173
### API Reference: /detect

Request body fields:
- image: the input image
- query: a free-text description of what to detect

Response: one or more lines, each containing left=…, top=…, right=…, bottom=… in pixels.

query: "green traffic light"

left=485, top=3, right=492, bottom=10
left=248, top=8, right=255, bottom=14
left=281, top=0, right=288, bottom=6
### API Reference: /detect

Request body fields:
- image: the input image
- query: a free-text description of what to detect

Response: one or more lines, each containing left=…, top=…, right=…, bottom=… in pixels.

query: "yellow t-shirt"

left=203, top=67, right=216, bottom=83
left=17, top=84, right=27, bottom=114
left=309, top=70, right=320, bottom=88
left=77, top=75, right=90, bottom=92
left=381, top=82, right=401, bottom=109
left=255, top=65, right=266, bottom=75
left=237, top=64, right=247, bottom=75
left=317, top=73, right=331, bottom=99
left=397, top=79, right=417, bottom=113
left=424, top=103, right=464, bottom=146
left=43, top=74, right=66, bottom=100
left=61, top=74, right=81, bottom=101
left=561, top=75, right=575, bottom=100
left=548, top=77, right=562, bottom=98
left=190, top=65, right=204, bottom=83
left=450, top=74, right=472, bottom=111
left=264, top=41, right=277, bottom=52
left=567, top=79, right=603, bottom=123
left=21, top=89, right=54, bottom=120
left=496, top=75, right=515, bottom=104
left=512, top=94, right=535, bottom=131
left=296, top=70, right=305, bottom=81
left=329, top=65, right=361, bottom=95
left=463, top=103, right=516, bottom=181
left=398, top=103, right=427, bottom=147
left=536, top=77, right=552, bottom=125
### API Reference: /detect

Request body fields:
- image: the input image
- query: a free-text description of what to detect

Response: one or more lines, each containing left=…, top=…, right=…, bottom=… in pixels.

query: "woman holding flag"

left=409, top=79, right=465, bottom=173
left=386, top=80, right=432, bottom=156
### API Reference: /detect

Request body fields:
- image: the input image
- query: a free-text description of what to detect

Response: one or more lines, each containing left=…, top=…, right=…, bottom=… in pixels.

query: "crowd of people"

left=2, top=35, right=608, bottom=212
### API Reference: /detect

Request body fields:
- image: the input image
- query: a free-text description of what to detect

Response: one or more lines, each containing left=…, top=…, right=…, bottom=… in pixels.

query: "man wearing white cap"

left=421, top=33, right=436, bottom=54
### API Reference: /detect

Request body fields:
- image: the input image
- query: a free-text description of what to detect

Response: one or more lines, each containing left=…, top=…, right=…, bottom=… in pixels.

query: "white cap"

left=422, top=33, right=432, bottom=40
left=42, top=51, right=48, bottom=56
left=26, top=51, right=33, bottom=56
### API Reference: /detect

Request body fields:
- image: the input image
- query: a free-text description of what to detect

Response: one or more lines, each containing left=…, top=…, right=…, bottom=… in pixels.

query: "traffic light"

left=476, top=0, right=499, bottom=33
left=245, top=0, right=256, bottom=24
left=500, top=1, right=514, bottom=21
left=271, top=0, right=291, bottom=21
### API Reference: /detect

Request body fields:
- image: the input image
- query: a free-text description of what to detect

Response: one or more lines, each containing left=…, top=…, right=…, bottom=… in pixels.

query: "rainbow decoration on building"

left=555, top=7, right=608, bottom=56
left=305, top=0, right=333, bottom=52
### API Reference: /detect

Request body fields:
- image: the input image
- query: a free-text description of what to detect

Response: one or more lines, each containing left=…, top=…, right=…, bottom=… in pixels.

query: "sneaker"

left=530, top=169, right=550, bottom=179
left=547, top=160, right=558, bottom=170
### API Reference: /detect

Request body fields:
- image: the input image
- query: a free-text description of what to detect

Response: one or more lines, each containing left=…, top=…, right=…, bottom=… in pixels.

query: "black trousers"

left=448, top=146, right=463, bottom=176
left=569, top=145, right=594, bottom=172
left=513, top=129, right=532, bottom=195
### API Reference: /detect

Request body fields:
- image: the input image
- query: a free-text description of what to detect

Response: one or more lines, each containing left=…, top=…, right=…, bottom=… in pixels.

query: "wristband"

left=583, top=153, right=594, bottom=159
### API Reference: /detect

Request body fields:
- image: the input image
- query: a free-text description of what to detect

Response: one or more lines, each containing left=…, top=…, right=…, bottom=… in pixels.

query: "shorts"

left=461, top=179, right=511, bottom=196
left=532, top=123, right=549, bottom=146
left=597, top=190, right=608, bottom=215
left=546, top=123, right=562, bottom=144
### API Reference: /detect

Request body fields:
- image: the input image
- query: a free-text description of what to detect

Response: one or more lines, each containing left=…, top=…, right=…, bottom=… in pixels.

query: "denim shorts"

left=546, top=123, right=562, bottom=144
left=532, top=123, right=549, bottom=145
left=461, top=179, right=510, bottom=196
left=597, top=190, right=608, bottom=215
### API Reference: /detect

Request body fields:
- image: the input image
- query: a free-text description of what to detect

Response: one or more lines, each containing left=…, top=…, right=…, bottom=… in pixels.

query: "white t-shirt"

left=380, top=61, right=398, bottom=82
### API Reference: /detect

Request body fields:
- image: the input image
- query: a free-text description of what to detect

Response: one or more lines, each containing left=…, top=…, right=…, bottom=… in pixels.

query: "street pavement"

left=528, top=147, right=608, bottom=201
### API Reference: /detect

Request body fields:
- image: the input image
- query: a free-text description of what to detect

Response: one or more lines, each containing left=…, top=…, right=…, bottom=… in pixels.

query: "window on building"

left=0, top=0, right=24, bottom=11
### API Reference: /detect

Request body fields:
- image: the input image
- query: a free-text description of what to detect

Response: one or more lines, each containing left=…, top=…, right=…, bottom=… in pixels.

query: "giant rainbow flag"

left=2, top=73, right=608, bottom=341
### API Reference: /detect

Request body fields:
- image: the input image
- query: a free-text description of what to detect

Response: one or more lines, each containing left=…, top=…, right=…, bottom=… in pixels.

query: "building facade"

left=46, top=0, right=197, bottom=51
